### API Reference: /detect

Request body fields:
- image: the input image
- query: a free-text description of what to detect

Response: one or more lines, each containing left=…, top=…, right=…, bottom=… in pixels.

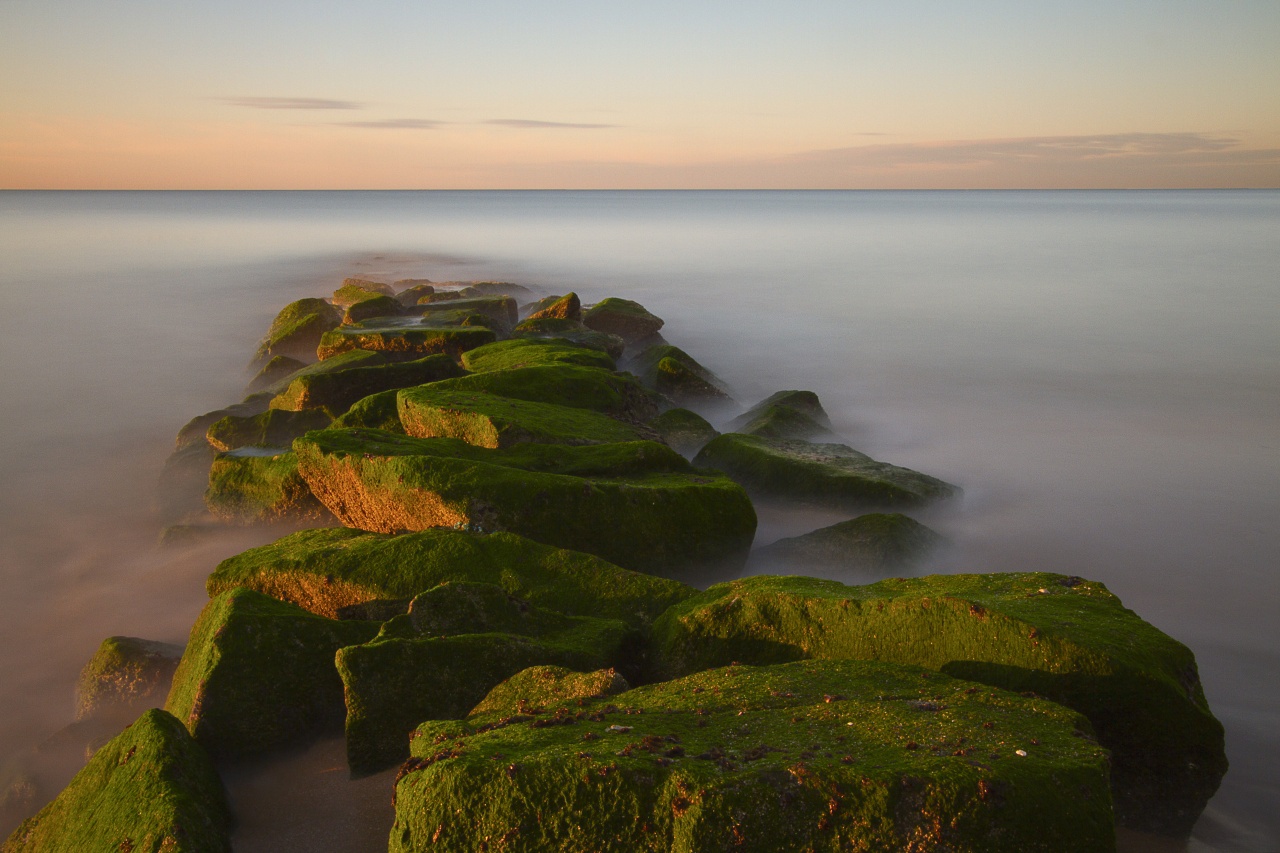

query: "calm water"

left=0, top=190, right=1276, bottom=850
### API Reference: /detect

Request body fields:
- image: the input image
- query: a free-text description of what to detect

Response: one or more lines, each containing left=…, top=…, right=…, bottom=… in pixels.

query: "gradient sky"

left=2, top=0, right=1278, bottom=188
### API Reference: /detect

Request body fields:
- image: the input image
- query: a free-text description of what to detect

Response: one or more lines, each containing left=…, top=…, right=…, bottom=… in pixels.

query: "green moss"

left=251, top=298, right=342, bottom=365
left=343, top=294, right=403, bottom=324
left=293, top=430, right=756, bottom=578
left=629, top=344, right=730, bottom=403
left=511, top=318, right=625, bottom=359
left=728, top=390, right=837, bottom=441
left=425, top=364, right=659, bottom=423
left=75, top=637, right=184, bottom=721
left=694, top=433, right=957, bottom=510
left=397, top=388, right=646, bottom=448
left=650, top=572, right=1226, bottom=835
left=469, top=666, right=630, bottom=718
left=328, top=389, right=405, bottom=432
left=204, top=449, right=328, bottom=524
left=246, top=355, right=306, bottom=394
left=582, top=297, right=665, bottom=342
left=174, top=394, right=272, bottom=451
left=524, top=292, right=581, bottom=322
left=269, top=353, right=464, bottom=415
left=205, top=408, right=332, bottom=452
left=648, top=408, right=719, bottom=456
left=394, top=282, right=435, bottom=306
left=754, top=513, right=944, bottom=573
left=393, top=659, right=1113, bottom=853
left=412, top=296, right=517, bottom=329
left=316, top=324, right=496, bottom=360
left=3, top=710, right=231, bottom=853
left=207, top=527, right=695, bottom=625
left=337, top=582, right=631, bottom=773
left=333, top=279, right=395, bottom=306
left=164, top=588, right=379, bottom=760
left=461, top=338, right=615, bottom=373
left=456, top=282, right=536, bottom=300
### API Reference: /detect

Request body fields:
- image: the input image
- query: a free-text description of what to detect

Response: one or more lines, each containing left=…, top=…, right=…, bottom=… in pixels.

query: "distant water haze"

left=0, top=190, right=1276, bottom=851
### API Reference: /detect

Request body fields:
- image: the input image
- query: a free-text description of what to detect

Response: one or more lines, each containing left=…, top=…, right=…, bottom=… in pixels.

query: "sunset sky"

left=2, top=0, right=1278, bottom=189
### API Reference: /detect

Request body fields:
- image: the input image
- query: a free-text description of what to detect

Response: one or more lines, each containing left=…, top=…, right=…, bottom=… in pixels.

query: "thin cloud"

left=335, top=118, right=445, bottom=130
left=485, top=119, right=617, bottom=129
left=217, top=96, right=365, bottom=110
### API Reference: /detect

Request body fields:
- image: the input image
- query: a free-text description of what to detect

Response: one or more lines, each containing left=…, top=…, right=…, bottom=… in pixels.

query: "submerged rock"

left=461, top=338, right=616, bottom=373
left=469, top=666, right=630, bottom=717
left=582, top=297, right=664, bottom=342
left=269, top=353, right=463, bottom=415
left=2, top=709, right=232, bottom=853
left=753, top=512, right=944, bottom=574
left=316, top=323, right=496, bottom=361
left=425, top=364, right=659, bottom=423
left=694, top=433, right=957, bottom=511
left=728, top=390, right=838, bottom=441
left=648, top=407, right=720, bottom=456
left=251, top=297, right=342, bottom=366
left=205, top=408, right=331, bottom=452
left=523, top=292, right=581, bottom=322
left=205, top=449, right=329, bottom=524
left=294, top=430, right=756, bottom=578
left=393, top=659, right=1115, bottom=853
left=650, top=572, right=1227, bottom=835
left=397, top=388, right=646, bottom=448
left=75, top=637, right=185, bottom=722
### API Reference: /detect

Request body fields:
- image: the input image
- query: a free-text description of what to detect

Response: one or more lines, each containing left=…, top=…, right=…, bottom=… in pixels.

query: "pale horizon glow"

left=1, top=0, right=1278, bottom=189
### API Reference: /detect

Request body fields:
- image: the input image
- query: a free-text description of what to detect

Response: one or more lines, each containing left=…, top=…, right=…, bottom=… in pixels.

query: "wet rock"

left=469, top=666, right=630, bottom=717
left=409, top=296, right=518, bottom=331
left=316, top=323, right=496, bottom=361
left=342, top=294, right=404, bottom=325
left=461, top=338, right=616, bottom=373
left=694, top=433, right=957, bottom=511
left=245, top=355, right=306, bottom=394
left=648, top=407, right=719, bottom=456
left=157, top=441, right=218, bottom=522
left=393, top=659, right=1115, bottom=853
left=333, top=278, right=395, bottom=307
left=205, top=408, right=332, bottom=452
left=328, top=389, right=405, bottom=433
left=269, top=353, right=463, bottom=416
left=204, top=449, right=330, bottom=524
left=425, top=364, right=660, bottom=424
left=523, top=292, right=581, bottom=322
left=582, top=297, right=665, bottom=342
left=650, top=572, right=1227, bottom=835
left=174, top=394, right=274, bottom=451
left=456, top=281, right=536, bottom=300
left=629, top=344, right=731, bottom=404
left=728, top=390, right=838, bottom=441
left=394, top=281, right=435, bottom=306
left=75, top=637, right=185, bottom=722
left=753, top=513, right=944, bottom=573
left=511, top=318, right=625, bottom=359
left=251, top=298, right=342, bottom=366
left=397, top=388, right=647, bottom=448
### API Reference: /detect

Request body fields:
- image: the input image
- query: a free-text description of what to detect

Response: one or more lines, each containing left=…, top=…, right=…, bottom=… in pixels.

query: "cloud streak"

left=217, top=96, right=365, bottom=110
left=485, top=119, right=617, bottom=129
left=334, top=118, right=444, bottom=130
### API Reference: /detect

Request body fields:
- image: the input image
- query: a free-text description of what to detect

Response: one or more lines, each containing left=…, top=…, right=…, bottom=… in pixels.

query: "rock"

left=461, top=338, right=616, bottom=373
left=174, top=394, right=273, bottom=451
left=648, top=407, right=719, bottom=456
left=204, top=449, right=330, bottom=524
left=251, top=298, right=342, bottom=366
left=409, top=296, right=518, bottom=331
left=269, top=353, right=464, bottom=416
left=205, top=408, right=332, bottom=452
left=523, top=292, right=581, bottom=322
left=342, top=294, right=404, bottom=325
left=336, top=582, right=631, bottom=773
left=397, top=388, right=647, bottom=448
left=293, top=430, right=757, bottom=578
left=418, top=291, right=464, bottom=304
left=206, top=527, right=695, bottom=625
left=468, top=666, right=630, bottom=717
left=753, top=513, right=944, bottom=574
left=316, top=323, right=496, bottom=361
left=425, top=364, right=659, bottom=424
left=650, top=572, right=1227, bottom=835
left=394, top=281, right=434, bottom=306
left=511, top=318, right=625, bottom=359
left=582, top=297, right=664, bottom=342
left=694, top=433, right=957, bottom=511
left=75, top=637, right=185, bottom=721
left=629, top=344, right=731, bottom=404
left=328, top=389, right=405, bottom=432
left=158, top=524, right=222, bottom=548
left=393, top=659, right=1114, bottom=853
left=157, top=441, right=217, bottom=522
left=164, top=588, right=379, bottom=760
left=245, top=354, right=306, bottom=394
left=2, top=709, right=232, bottom=853
left=333, top=278, right=395, bottom=307
left=728, top=390, right=838, bottom=441
left=453, top=282, right=536, bottom=300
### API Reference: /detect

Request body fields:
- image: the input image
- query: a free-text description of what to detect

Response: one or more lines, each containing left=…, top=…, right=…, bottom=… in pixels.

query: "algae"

left=461, top=338, right=615, bottom=373
left=397, top=388, right=646, bottom=447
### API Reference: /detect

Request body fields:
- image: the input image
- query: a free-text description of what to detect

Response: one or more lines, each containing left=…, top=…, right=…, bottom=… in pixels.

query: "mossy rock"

left=245, top=354, right=306, bottom=394
left=511, top=318, right=625, bottom=359
left=398, top=388, right=646, bottom=448
left=243, top=349, right=387, bottom=401
left=630, top=344, right=730, bottom=403
left=337, top=582, right=631, bottom=773
left=394, top=281, right=435, bottom=306
left=2, top=709, right=232, bottom=853
left=343, top=294, right=403, bottom=325
left=753, top=513, right=944, bottom=574
left=204, top=449, right=329, bottom=524
left=157, top=441, right=218, bottom=522
left=269, top=353, right=464, bottom=416
left=651, top=572, right=1226, bottom=835
left=469, top=666, right=630, bottom=718
left=328, top=389, right=405, bottom=433
left=207, top=527, right=695, bottom=625
left=164, top=588, right=378, bottom=760
left=316, top=324, right=496, bottom=360
left=75, top=637, right=185, bottom=722
left=648, top=408, right=719, bottom=456
left=694, top=433, right=957, bottom=511
left=458, top=281, right=536, bottom=300
left=419, top=291, right=464, bottom=304
left=411, top=296, right=518, bottom=330
left=582, top=297, right=665, bottom=343
left=333, top=278, right=395, bottom=307
left=524, top=292, right=581, bottom=322
left=174, top=394, right=273, bottom=451
left=393, top=659, right=1114, bottom=853
left=251, top=298, right=342, bottom=366
left=425, top=364, right=659, bottom=423
left=462, top=338, right=616, bottom=373
left=205, top=408, right=332, bottom=452
left=294, top=430, right=756, bottom=578
left=728, top=390, right=838, bottom=441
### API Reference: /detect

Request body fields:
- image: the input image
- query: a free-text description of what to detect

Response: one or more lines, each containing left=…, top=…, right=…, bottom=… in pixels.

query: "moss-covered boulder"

left=524, top=292, right=581, bottom=322
left=469, top=666, right=630, bottom=717
left=456, top=282, right=535, bottom=299
left=393, top=659, right=1114, bottom=853
left=207, top=527, right=695, bottom=625
left=337, top=582, right=631, bottom=773
left=245, top=354, right=306, bottom=394
left=205, top=408, right=332, bottom=452
left=728, top=390, right=838, bottom=441
left=651, top=572, right=1226, bottom=834
left=630, top=344, right=731, bottom=404
left=394, top=281, right=434, bottom=306
left=316, top=323, right=496, bottom=361
left=582, top=297, right=665, bottom=343
left=511, top=318, right=625, bottom=359
left=694, top=433, right=957, bottom=511
left=174, top=394, right=273, bottom=451
left=164, top=588, right=378, bottom=760
left=461, top=338, right=616, bottom=373
left=649, top=408, right=720, bottom=456
left=75, top=637, right=184, bottom=721
left=269, top=353, right=464, bottom=416
left=333, top=278, right=395, bottom=307
left=1, top=710, right=232, bottom=853
left=157, top=441, right=218, bottom=522
left=251, top=297, right=342, bottom=366
left=397, top=388, right=646, bottom=448
left=411, top=296, right=518, bottom=330
left=753, top=513, right=944, bottom=574
left=426, top=364, right=659, bottom=423
left=294, top=430, right=756, bottom=578
left=204, top=449, right=328, bottom=524
left=342, top=294, right=403, bottom=325
left=328, top=389, right=404, bottom=432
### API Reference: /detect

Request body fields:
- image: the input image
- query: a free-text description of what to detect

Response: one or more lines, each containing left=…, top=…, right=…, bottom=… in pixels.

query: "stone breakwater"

left=3, top=276, right=1226, bottom=852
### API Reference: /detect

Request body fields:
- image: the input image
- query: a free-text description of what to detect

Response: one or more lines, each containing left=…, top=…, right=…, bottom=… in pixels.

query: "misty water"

left=0, top=190, right=1276, bottom=851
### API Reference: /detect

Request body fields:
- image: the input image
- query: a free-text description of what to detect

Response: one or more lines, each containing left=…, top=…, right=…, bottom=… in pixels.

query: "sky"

left=1, top=0, right=1278, bottom=189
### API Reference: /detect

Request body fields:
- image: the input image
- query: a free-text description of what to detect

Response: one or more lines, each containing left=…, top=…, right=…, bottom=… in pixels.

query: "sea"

left=0, top=190, right=1276, bottom=851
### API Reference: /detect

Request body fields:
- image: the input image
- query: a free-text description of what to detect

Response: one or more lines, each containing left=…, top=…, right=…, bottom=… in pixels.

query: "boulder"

left=333, top=278, right=395, bottom=307
left=2, top=710, right=232, bottom=853
left=342, top=294, right=403, bottom=325
left=523, top=292, right=581, bottom=322
left=204, top=449, right=329, bottom=524
left=393, top=659, right=1114, bottom=853
left=251, top=297, right=342, bottom=366
left=582, top=297, right=664, bottom=342
left=75, top=637, right=185, bottom=722
left=425, top=364, right=659, bottom=423
left=648, top=407, right=719, bottom=456
left=728, top=390, right=838, bottom=441
left=629, top=344, right=731, bottom=404
left=157, top=441, right=218, bottom=522
left=397, top=388, right=646, bottom=448
left=316, top=323, right=496, bottom=361
left=409, top=296, right=518, bottom=330
left=328, top=389, right=405, bottom=432
left=461, top=338, right=616, bottom=373
left=294, top=430, right=757, bottom=578
left=511, top=318, right=625, bottom=359
left=650, top=572, right=1227, bottom=835
left=457, top=281, right=536, bottom=300
left=394, top=281, right=434, bottom=306
left=164, top=588, right=378, bottom=760
left=753, top=513, right=944, bottom=574
left=174, top=393, right=273, bottom=451
left=205, top=408, right=332, bottom=452
left=206, top=527, right=695, bottom=625
left=245, top=354, right=306, bottom=394
left=468, top=666, right=630, bottom=718
left=694, top=434, right=957, bottom=511
left=269, top=353, right=464, bottom=416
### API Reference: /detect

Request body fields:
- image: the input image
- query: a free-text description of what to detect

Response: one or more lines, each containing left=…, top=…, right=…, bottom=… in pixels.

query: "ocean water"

left=0, top=190, right=1276, bottom=851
